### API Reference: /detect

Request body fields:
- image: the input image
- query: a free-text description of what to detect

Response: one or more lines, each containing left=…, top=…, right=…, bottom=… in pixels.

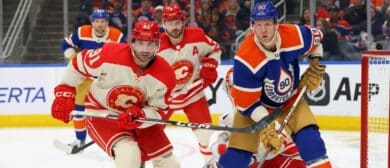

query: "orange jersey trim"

left=231, top=86, right=261, bottom=110
left=79, top=25, right=93, bottom=38
left=235, top=32, right=267, bottom=71
left=278, top=24, right=303, bottom=49
left=78, top=25, right=123, bottom=42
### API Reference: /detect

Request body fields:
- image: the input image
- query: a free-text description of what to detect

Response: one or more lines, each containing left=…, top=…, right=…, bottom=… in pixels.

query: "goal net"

left=361, top=51, right=390, bottom=168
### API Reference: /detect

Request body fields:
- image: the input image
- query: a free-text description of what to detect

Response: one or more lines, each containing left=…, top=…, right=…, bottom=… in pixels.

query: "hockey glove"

left=200, top=57, right=218, bottom=87
left=118, top=106, right=146, bottom=130
left=259, top=121, right=283, bottom=154
left=51, top=84, right=76, bottom=123
left=298, top=64, right=326, bottom=92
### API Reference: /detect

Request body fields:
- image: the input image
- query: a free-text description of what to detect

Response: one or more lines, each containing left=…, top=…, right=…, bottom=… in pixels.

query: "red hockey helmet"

left=162, top=4, right=186, bottom=21
left=131, top=20, right=160, bottom=42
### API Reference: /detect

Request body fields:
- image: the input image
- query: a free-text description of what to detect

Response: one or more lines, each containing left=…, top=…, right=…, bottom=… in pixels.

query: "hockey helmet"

left=250, top=0, right=278, bottom=22
left=162, top=4, right=186, bottom=21
left=90, top=9, right=109, bottom=21
left=131, top=20, right=160, bottom=42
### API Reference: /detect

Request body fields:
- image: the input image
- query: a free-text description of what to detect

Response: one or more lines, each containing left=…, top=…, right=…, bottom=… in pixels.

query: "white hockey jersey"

left=157, top=27, right=221, bottom=109
left=61, top=43, right=176, bottom=128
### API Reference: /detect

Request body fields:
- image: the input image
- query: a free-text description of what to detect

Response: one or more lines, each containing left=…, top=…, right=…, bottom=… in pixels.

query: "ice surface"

left=0, top=127, right=385, bottom=168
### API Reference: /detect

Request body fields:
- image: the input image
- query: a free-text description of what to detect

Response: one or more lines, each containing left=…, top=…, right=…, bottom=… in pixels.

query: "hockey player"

left=61, top=9, right=126, bottom=59
left=218, top=1, right=332, bottom=168
left=52, top=20, right=179, bottom=168
left=207, top=68, right=306, bottom=168
left=209, top=113, right=306, bottom=168
left=157, top=4, right=222, bottom=163
left=60, top=9, right=127, bottom=147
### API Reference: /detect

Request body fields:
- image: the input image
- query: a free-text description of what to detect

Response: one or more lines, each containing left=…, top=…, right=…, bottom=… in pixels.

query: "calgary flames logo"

left=107, top=85, right=145, bottom=111
left=172, top=60, right=194, bottom=85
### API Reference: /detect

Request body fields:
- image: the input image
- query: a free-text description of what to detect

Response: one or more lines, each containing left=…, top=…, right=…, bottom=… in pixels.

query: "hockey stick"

left=53, top=80, right=205, bottom=155
left=71, top=108, right=281, bottom=134
left=53, top=139, right=94, bottom=154
left=257, top=86, right=307, bottom=167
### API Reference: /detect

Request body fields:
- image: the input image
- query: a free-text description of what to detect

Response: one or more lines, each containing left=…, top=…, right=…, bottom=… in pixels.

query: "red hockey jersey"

left=157, top=27, right=221, bottom=109
left=61, top=43, right=176, bottom=128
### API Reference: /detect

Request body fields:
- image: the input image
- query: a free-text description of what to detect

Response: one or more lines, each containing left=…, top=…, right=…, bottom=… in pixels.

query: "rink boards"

left=0, top=62, right=371, bottom=130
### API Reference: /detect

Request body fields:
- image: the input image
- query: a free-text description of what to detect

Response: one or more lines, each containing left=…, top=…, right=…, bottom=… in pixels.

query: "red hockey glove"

left=51, top=84, right=76, bottom=123
left=200, top=57, right=218, bottom=87
left=118, top=106, right=146, bottom=129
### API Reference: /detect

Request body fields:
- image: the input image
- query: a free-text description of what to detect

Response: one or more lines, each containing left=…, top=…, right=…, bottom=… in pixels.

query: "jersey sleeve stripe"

left=305, top=27, right=324, bottom=55
left=65, top=35, right=77, bottom=48
left=84, top=92, right=107, bottom=111
left=75, top=52, right=88, bottom=75
left=231, top=86, right=261, bottom=111
left=278, top=25, right=304, bottom=52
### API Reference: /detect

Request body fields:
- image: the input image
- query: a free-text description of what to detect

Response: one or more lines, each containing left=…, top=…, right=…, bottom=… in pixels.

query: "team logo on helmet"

left=90, top=9, right=109, bottom=21
left=250, top=0, right=278, bottom=21
left=172, top=60, right=194, bottom=85
left=258, top=4, right=266, bottom=10
left=107, top=85, right=145, bottom=112
left=131, top=20, right=160, bottom=41
left=162, top=4, right=186, bottom=21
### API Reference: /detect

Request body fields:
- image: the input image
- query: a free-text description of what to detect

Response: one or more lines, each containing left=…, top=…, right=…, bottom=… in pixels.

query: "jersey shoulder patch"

left=150, top=56, right=176, bottom=90
left=183, top=27, right=208, bottom=43
left=78, top=25, right=93, bottom=38
left=85, top=43, right=130, bottom=68
left=107, top=26, right=123, bottom=41
left=158, top=33, right=171, bottom=50
left=278, top=24, right=304, bottom=50
left=235, top=33, right=266, bottom=71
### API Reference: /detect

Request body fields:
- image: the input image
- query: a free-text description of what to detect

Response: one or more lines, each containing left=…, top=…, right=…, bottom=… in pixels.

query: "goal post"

left=361, top=51, right=390, bottom=168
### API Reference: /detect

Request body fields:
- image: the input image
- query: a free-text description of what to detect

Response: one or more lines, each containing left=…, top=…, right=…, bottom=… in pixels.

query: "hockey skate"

left=54, top=139, right=91, bottom=154
left=203, top=131, right=230, bottom=168
left=68, top=139, right=86, bottom=148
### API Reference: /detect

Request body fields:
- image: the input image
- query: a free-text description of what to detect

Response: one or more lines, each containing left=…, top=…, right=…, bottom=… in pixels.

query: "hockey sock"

left=113, top=138, right=141, bottom=168
left=73, top=104, right=87, bottom=142
left=294, top=125, right=329, bottom=165
left=218, top=148, right=252, bottom=168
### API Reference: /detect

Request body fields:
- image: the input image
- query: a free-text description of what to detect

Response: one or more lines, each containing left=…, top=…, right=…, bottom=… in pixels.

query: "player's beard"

left=133, top=50, right=155, bottom=68
left=166, top=27, right=184, bottom=39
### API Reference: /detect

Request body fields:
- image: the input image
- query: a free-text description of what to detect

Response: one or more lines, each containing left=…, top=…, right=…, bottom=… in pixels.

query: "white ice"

left=0, top=127, right=386, bottom=168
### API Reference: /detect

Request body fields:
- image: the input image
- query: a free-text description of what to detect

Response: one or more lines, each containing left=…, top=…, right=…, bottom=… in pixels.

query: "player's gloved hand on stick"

left=200, top=57, right=218, bottom=87
left=259, top=121, right=283, bottom=154
left=118, top=106, right=146, bottom=129
left=298, top=64, right=326, bottom=92
left=51, top=84, right=76, bottom=123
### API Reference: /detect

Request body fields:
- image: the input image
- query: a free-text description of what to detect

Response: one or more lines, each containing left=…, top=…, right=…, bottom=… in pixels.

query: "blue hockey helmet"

left=90, top=9, right=109, bottom=21
left=250, top=0, right=278, bottom=22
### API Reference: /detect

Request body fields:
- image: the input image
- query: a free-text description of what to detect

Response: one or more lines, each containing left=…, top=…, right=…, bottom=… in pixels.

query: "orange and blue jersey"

left=61, top=25, right=127, bottom=52
left=231, top=24, right=323, bottom=117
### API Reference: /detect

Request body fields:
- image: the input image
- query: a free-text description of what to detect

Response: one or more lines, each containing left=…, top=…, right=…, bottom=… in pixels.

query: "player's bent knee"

left=219, top=148, right=252, bottom=168
left=151, top=151, right=180, bottom=168
left=113, top=138, right=141, bottom=168
left=294, top=125, right=329, bottom=166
